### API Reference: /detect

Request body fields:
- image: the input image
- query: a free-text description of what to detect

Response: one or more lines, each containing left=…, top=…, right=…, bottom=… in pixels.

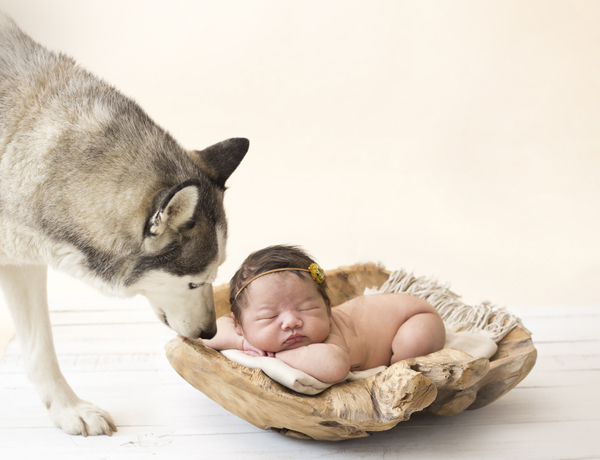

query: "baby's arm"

left=275, top=341, right=351, bottom=383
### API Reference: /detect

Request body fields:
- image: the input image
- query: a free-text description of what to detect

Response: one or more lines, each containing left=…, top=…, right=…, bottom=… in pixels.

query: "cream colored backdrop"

left=1, top=0, right=599, bottom=350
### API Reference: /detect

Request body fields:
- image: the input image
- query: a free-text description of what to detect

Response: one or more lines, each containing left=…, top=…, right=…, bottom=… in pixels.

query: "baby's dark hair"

left=229, top=245, right=330, bottom=323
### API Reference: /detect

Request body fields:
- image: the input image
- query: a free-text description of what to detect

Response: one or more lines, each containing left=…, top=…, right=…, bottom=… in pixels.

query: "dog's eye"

left=189, top=282, right=204, bottom=289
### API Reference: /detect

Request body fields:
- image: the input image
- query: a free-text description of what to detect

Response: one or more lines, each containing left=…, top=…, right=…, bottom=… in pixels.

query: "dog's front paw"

left=48, top=399, right=117, bottom=436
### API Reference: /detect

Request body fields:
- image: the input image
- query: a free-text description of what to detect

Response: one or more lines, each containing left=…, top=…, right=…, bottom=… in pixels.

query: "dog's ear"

left=190, top=137, right=249, bottom=188
left=144, top=181, right=199, bottom=251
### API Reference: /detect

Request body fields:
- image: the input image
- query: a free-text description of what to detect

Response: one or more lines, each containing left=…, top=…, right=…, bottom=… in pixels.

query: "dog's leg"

left=0, top=264, right=117, bottom=436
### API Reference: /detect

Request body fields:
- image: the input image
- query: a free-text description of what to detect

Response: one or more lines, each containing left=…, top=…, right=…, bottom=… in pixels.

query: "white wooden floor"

left=1, top=295, right=598, bottom=459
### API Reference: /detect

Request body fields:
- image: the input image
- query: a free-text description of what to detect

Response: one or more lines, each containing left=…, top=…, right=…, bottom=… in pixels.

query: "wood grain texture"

left=166, top=263, right=537, bottom=441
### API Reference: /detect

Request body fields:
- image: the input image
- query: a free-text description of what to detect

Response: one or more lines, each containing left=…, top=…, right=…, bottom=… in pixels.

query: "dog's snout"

left=200, top=328, right=216, bottom=340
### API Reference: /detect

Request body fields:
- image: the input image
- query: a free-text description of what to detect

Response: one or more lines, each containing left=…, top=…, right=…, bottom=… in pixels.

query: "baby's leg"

left=390, top=311, right=446, bottom=364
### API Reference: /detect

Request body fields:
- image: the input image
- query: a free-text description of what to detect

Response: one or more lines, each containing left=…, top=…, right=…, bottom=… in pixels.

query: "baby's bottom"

left=390, top=312, right=446, bottom=364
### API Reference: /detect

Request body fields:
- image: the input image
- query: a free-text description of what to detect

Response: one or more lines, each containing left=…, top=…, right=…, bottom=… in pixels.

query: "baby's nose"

left=281, top=312, right=302, bottom=329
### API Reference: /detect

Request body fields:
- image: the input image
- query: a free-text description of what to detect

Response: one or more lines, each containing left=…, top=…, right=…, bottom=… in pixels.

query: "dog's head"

left=125, top=138, right=249, bottom=339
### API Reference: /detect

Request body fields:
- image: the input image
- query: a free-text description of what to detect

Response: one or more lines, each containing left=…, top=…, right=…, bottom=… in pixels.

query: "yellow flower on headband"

left=309, top=263, right=325, bottom=284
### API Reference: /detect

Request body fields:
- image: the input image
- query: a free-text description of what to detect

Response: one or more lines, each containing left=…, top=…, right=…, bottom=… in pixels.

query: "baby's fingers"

left=241, top=339, right=268, bottom=356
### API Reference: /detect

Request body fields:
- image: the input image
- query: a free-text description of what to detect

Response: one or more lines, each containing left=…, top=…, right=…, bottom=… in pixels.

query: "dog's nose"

left=200, top=328, right=216, bottom=340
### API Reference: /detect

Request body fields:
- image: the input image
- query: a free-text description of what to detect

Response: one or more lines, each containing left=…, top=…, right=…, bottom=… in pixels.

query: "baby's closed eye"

left=258, top=315, right=277, bottom=321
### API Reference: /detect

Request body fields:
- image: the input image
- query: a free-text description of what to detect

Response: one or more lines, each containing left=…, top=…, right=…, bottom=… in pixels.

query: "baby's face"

left=238, top=272, right=330, bottom=353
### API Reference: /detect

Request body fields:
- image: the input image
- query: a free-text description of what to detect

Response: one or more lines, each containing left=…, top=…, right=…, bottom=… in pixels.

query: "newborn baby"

left=204, top=245, right=446, bottom=383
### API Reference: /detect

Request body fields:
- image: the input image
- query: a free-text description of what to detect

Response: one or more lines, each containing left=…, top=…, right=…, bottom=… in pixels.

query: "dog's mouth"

left=154, top=309, right=216, bottom=340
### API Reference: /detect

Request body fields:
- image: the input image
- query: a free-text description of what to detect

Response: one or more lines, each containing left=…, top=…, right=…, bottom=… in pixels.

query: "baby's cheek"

left=241, top=327, right=262, bottom=348
left=318, top=328, right=330, bottom=343
left=248, top=327, right=281, bottom=352
left=312, top=321, right=330, bottom=343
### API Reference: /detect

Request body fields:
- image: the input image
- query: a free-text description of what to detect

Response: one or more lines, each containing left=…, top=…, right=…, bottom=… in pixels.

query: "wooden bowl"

left=166, top=263, right=537, bottom=441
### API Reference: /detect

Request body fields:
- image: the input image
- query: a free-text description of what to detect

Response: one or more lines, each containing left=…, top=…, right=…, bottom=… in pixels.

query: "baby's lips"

left=284, top=335, right=305, bottom=346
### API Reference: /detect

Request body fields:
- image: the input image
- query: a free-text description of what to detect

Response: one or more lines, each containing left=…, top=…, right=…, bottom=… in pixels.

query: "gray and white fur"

left=0, top=13, right=248, bottom=436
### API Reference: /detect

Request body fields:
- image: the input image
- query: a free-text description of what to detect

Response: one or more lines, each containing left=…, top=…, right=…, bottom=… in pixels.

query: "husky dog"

left=0, top=14, right=248, bottom=435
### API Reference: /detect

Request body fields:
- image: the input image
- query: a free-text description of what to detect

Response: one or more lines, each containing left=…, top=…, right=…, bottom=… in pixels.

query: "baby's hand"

left=241, top=339, right=275, bottom=357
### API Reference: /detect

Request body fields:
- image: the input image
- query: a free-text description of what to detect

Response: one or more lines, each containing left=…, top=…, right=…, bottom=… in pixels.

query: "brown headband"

left=233, top=263, right=325, bottom=302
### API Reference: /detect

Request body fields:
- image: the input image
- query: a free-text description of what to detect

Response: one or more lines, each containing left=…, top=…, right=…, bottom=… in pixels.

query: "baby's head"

left=229, top=245, right=331, bottom=352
